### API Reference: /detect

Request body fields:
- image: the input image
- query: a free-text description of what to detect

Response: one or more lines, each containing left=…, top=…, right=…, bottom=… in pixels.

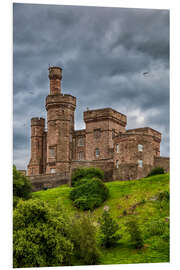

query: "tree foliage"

left=13, top=165, right=32, bottom=202
left=13, top=199, right=73, bottom=268
left=71, top=167, right=104, bottom=186
left=147, top=167, right=165, bottom=177
left=126, top=219, right=143, bottom=249
left=68, top=214, right=100, bottom=265
left=98, top=210, right=121, bottom=247
left=70, top=177, right=109, bottom=210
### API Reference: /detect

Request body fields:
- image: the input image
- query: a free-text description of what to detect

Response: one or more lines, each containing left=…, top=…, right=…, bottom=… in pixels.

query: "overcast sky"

left=13, top=3, right=169, bottom=170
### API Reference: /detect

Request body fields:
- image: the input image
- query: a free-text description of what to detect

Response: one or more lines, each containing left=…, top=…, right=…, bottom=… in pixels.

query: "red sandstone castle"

left=27, top=67, right=169, bottom=188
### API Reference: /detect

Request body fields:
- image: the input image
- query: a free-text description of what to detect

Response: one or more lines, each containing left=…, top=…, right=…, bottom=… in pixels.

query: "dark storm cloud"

left=13, top=3, right=169, bottom=169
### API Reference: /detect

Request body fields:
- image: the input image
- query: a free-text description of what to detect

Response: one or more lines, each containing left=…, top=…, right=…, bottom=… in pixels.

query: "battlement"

left=31, top=117, right=45, bottom=127
left=46, top=93, right=76, bottom=110
left=126, top=127, right=161, bottom=141
left=84, top=108, right=127, bottom=126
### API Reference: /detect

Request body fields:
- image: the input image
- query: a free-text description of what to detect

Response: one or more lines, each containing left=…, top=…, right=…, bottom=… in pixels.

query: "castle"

left=27, top=67, right=169, bottom=190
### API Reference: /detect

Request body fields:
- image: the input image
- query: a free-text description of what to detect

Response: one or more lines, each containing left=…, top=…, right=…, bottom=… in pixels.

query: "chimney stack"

left=48, top=66, right=62, bottom=95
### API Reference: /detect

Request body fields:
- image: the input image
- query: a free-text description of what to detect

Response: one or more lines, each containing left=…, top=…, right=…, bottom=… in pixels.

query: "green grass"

left=32, top=173, right=170, bottom=265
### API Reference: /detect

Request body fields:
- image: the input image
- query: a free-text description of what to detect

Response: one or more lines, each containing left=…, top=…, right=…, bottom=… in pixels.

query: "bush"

left=13, top=196, right=20, bottom=208
left=13, top=165, right=32, bottom=200
left=98, top=210, right=121, bottom=247
left=68, top=214, right=100, bottom=265
left=126, top=219, right=143, bottom=249
left=147, top=167, right=165, bottom=177
left=145, top=219, right=166, bottom=237
left=71, top=167, right=104, bottom=186
left=13, top=199, right=73, bottom=268
left=158, top=190, right=170, bottom=201
left=70, top=177, right=109, bottom=210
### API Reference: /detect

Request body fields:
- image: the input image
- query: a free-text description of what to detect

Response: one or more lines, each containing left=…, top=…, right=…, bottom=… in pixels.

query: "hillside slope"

left=32, top=173, right=170, bottom=264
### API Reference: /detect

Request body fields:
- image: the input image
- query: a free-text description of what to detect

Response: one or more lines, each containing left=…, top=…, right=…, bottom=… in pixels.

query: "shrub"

left=13, top=196, right=20, bottom=208
left=13, top=199, right=73, bottom=268
left=147, top=167, right=165, bottom=177
left=70, top=177, right=109, bottom=210
left=71, top=167, right=104, bottom=186
left=158, top=190, right=170, bottom=201
left=145, top=219, right=166, bottom=237
left=68, top=214, right=100, bottom=265
left=13, top=165, right=32, bottom=200
left=126, top=219, right=143, bottom=249
left=98, top=210, right=121, bottom=247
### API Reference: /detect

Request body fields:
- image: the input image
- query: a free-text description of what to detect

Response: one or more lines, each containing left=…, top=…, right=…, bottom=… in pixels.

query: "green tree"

left=126, top=219, right=143, bottom=249
left=13, top=199, right=73, bottom=268
left=98, top=210, right=121, bottom=247
left=70, top=177, right=109, bottom=210
left=13, top=165, right=32, bottom=203
left=68, top=213, right=100, bottom=265
left=71, top=167, right=104, bottom=186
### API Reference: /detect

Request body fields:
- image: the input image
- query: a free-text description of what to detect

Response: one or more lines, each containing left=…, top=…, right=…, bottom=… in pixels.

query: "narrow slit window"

left=94, top=129, right=101, bottom=139
left=116, top=160, right=119, bottom=168
left=116, top=144, right=119, bottom=153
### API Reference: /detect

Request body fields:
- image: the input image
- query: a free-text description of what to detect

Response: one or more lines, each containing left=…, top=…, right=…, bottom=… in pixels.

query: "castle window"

left=116, top=160, right=119, bottom=168
left=138, top=144, right=143, bottom=152
left=78, top=151, right=84, bottom=160
left=116, top=144, right=119, bottom=153
left=138, top=160, right=143, bottom=168
left=70, top=134, right=72, bottom=142
left=95, top=148, right=100, bottom=157
left=50, top=168, right=56, bottom=174
left=78, top=137, right=84, bottom=146
left=49, top=147, right=55, bottom=157
left=112, top=129, right=115, bottom=138
left=94, top=129, right=101, bottom=139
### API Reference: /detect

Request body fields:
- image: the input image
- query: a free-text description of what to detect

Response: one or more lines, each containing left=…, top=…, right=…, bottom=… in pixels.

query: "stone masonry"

left=27, top=67, right=169, bottom=189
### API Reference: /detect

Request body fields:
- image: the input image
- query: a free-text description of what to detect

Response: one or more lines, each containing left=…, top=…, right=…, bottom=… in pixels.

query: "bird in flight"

left=143, top=72, right=149, bottom=76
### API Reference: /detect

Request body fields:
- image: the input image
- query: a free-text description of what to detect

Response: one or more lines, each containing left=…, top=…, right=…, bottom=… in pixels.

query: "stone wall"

left=113, top=163, right=153, bottom=181
left=71, top=160, right=114, bottom=182
left=29, top=172, right=70, bottom=191
left=154, top=156, right=170, bottom=172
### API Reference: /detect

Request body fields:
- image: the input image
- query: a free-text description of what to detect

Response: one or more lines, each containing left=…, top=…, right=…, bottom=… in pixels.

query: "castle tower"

left=45, top=67, right=76, bottom=173
left=27, top=117, right=45, bottom=176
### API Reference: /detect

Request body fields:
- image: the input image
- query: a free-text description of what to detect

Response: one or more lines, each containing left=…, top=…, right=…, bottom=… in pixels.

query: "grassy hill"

left=32, top=173, right=169, bottom=265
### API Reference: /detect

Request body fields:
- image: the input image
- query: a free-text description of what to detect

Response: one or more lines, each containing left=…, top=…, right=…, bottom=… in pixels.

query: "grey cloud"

left=13, top=3, right=169, bottom=169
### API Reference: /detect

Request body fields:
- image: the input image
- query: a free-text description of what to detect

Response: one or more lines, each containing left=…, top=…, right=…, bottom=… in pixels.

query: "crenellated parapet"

left=84, top=108, right=127, bottom=127
left=46, top=93, right=76, bottom=111
left=126, top=127, right=161, bottom=143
